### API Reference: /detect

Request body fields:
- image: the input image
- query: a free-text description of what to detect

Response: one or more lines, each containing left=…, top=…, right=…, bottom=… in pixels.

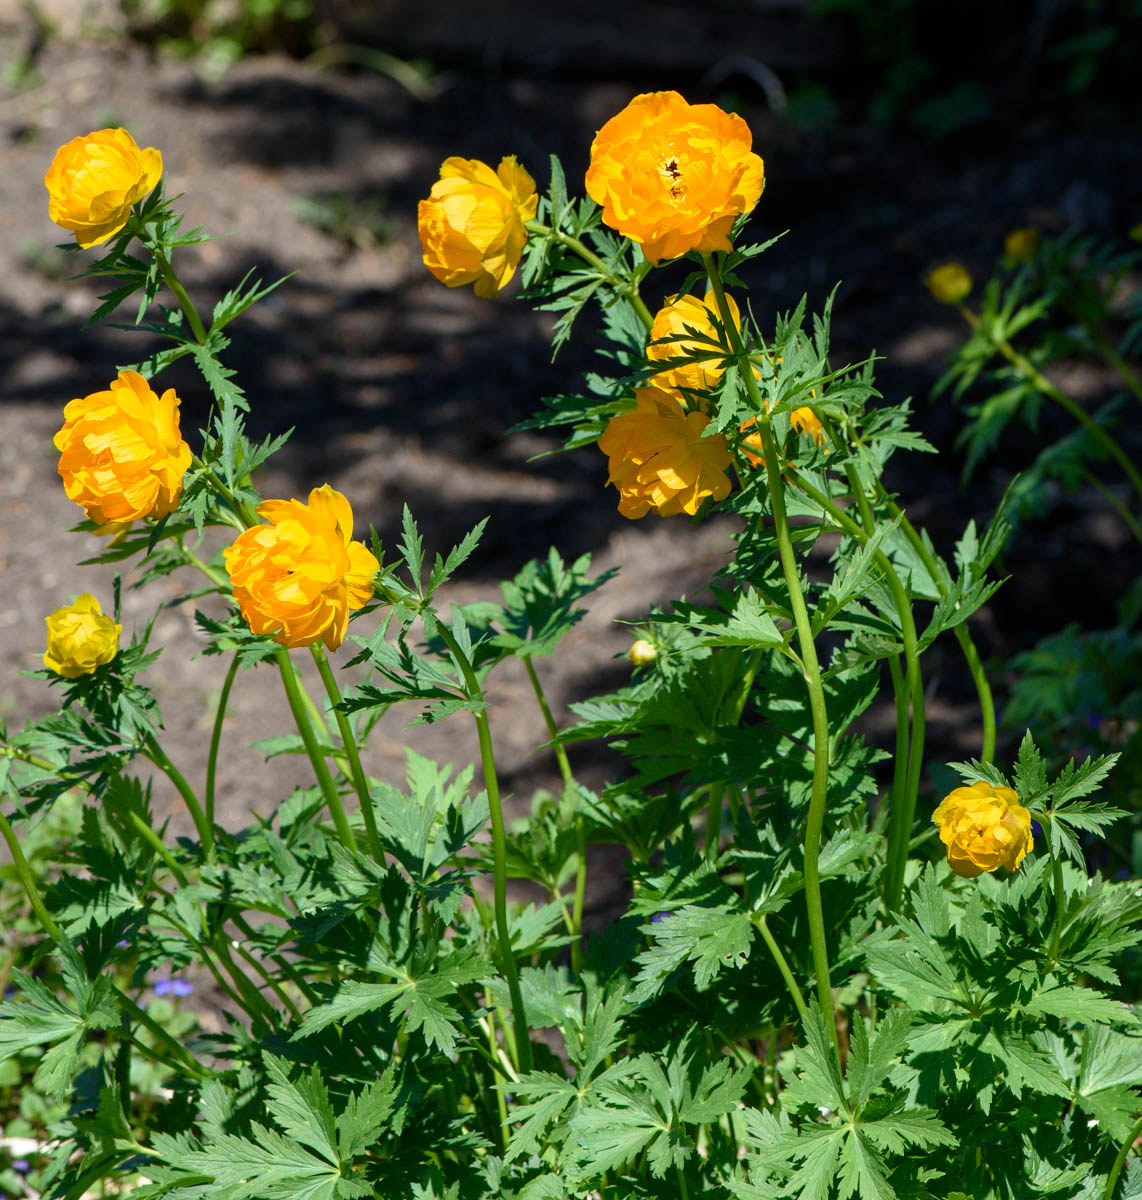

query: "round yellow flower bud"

left=628, top=639, right=657, bottom=666
left=44, top=128, right=162, bottom=249
left=418, top=156, right=539, bottom=299
left=647, top=291, right=741, bottom=400
left=598, top=387, right=732, bottom=519
left=54, top=370, right=192, bottom=526
left=585, top=91, right=765, bottom=265
left=932, top=780, right=1033, bottom=878
left=925, top=263, right=973, bottom=305
left=224, top=485, right=380, bottom=651
left=44, top=593, right=122, bottom=678
left=1003, top=227, right=1040, bottom=264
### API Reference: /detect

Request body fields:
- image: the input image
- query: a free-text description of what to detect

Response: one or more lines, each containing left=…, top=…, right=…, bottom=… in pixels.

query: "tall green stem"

left=274, top=648, right=357, bottom=852
left=142, top=735, right=213, bottom=856
left=205, top=653, right=240, bottom=844
left=1046, top=837, right=1066, bottom=969
left=0, top=807, right=61, bottom=942
left=757, top=914, right=809, bottom=1021
left=522, top=655, right=586, bottom=972
left=433, top=620, right=532, bottom=1072
left=311, top=643, right=385, bottom=863
left=152, top=246, right=209, bottom=345
left=1103, top=1113, right=1142, bottom=1200
left=703, top=252, right=838, bottom=1054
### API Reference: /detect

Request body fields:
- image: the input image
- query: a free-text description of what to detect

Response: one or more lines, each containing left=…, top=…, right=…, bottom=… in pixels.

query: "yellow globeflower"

left=598, top=387, right=732, bottom=519
left=1003, top=227, right=1040, bottom=264
left=418, top=156, right=539, bottom=298
left=740, top=405, right=825, bottom=468
left=647, top=290, right=741, bottom=400
left=585, top=91, right=765, bottom=265
left=55, top=370, right=192, bottom=526
left=925, top=263, right=972, bottom=305
left=44, top=593, right=122, bottom=678
left=932, top=780, right=1033, bottom=879
left=224, top=485, right=380, bottom=651
left=44, top=128, right=162, bottom=248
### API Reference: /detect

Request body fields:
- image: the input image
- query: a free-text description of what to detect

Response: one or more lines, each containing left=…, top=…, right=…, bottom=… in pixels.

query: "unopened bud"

left=628, top=639, right=657, bottom=666
left=925, top=262, right=972, bottom=304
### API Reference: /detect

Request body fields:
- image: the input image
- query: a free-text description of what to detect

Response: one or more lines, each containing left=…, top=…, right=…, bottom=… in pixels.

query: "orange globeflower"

left=647, top=290, right=741, bottom=400
left=418, top=156, right=539, bottom=298
left=45, top=128, right=162, bottom=248
left=224, top=485, right=380, bottom=651
left=585, top=91, right=765, bottom=265
left=55, top=370, right=191, bottom=525
left=598, top=387, right=732, bottom=518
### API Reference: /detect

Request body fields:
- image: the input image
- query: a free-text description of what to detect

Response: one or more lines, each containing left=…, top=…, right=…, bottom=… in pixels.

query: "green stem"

left=0, top=807, right=61, bottom=941
left=119, top=807, right=189, bottom=888
left=433, top=620, right=532, bottom=1072
left=788, top=472, right=926, bottom=914
left=177, top=534, right=232, bottom=586
left=142, top=735, right=214, bottom=856
left=152, top=246, right=209, bottom=345
left=188, top=454, right=261, bottom=531
left=1104, top=1113, right=1142, bottom=1200
left=959, top=303, right=1142, bottom=507
left=117, top=993, right=211, bottom=1080
left=883, top=498, right=997, bottom=764
left=311, top=643, right=385, bottom=863
left=703, top=251, right=838, bottom=1055
left=1046, top=837, right=1066, bottom=969
left=274, top=647, right=357, bottom=852
left=675, top=1166, right=691, bottom=1200
left=1082, top=469, right=1142, bottom=547
left=230, top=912, right=320, bottom=1006
left=704, top=783, right=724, bottom=860
left=1081, top=324, right=1142, bottom=412
left=521, top=655, right=587, bottom=973
left=205, top=653, right=240, bottom=844
left=757, top=914, right=809, bottom=1021
left=526, top=219, right=654, bottom=331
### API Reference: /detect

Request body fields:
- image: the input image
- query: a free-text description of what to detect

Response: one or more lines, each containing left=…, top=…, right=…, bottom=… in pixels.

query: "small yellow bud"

left=1003, top=227, right=1040, bottom=263
left=628, top=639, right=657, bottom=666
left=925, top=262, right=972, bottom=305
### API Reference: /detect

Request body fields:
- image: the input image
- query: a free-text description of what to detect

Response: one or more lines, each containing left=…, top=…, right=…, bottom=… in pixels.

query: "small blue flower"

left=1031, top=821, right=1043, bottom=840
left=171, top=979, right=194, bottom=997
left=11, top=1161, right=29, bottom=1175
left=153, top=977, right=172, bottom=997
left=154, top=977, right=193, bottom=998
left=1086, top=712, right=1102, bottom=730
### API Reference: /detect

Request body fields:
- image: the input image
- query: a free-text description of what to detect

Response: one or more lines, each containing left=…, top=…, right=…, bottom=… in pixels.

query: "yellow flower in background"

left=43, top=593, right=122, bottom=678
left=418, top=156, right=539, bottom=298
left=44, top=128, right=162, bottom=248
left=54, top=370, right=191, bottom=526
left=585, top=91, right=765, bottom=264
left=598, top=386, right=732, bottom=518
left=932, top=780, right=1033, bottom=878
left=1003, top=227, right=1040, bottom=264
left=925, top=262, right=972, bottom=305
left=740, top=406, right=826, bottom=468
left=647, top=290, right=741, bottom=400
left=224, top=485, right=380, bottom=651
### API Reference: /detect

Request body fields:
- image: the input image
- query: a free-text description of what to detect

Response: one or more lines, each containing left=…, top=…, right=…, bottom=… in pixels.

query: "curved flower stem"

left=205, top=652, right=240, bottom=846
left=152, top=246, right=209, bottom=346
left=310, top=642, right=385, bottom=864
left=957, top=303, right=1142, bottom=507
left=788, top=473, right=926, bottom=914
left=756, top=914, right=809, bottom=1021
left=702, top=251, right=838, bottom=1057
left=1104, top=1113, right=1142, bottom=1200
left=522, top=655, right=586, bottom=972
left=432, top=619, right=532, bottom=1073
left=878, top=496, right=997, bottom=764
left=142, top=734, right=214, bottom=857
left=188, top=454, right=261, bottom=531
left=0, top=807, right=61, bottom=942
left=274, top=647, right=357, bottom=852
left=525, top=219, right=654, bottom=332
left=1082, top=468, right=1142, bottom=547
left=117, top=992, right=212, bottom=1081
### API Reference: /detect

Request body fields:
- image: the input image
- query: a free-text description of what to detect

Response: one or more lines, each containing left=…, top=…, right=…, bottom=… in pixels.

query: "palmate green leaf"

left=630, top=903, right=752, bottom=1003
left=177, top=1126, right=341, bottom=1200
left=1021, top=982, right=1137, bottom=1025
left=263, top=1054, right=339, bottom=1165
left=847, top=1009, right=913, bottom=1109
left=667, top=586, right=783, bottom=649
left=425, top=519, right=489, bottom=599
left=503, top=1071, right=580, bottom=1162
left=337, top=1066, right=402, bottom=1161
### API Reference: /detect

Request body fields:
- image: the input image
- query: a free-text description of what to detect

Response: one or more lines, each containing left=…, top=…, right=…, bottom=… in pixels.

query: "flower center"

left=659, top=155, right=684, bottom=200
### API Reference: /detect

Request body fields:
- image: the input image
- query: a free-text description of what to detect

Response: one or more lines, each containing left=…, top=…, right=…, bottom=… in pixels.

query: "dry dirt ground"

left=1, top=7, right=1140, bottom=923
